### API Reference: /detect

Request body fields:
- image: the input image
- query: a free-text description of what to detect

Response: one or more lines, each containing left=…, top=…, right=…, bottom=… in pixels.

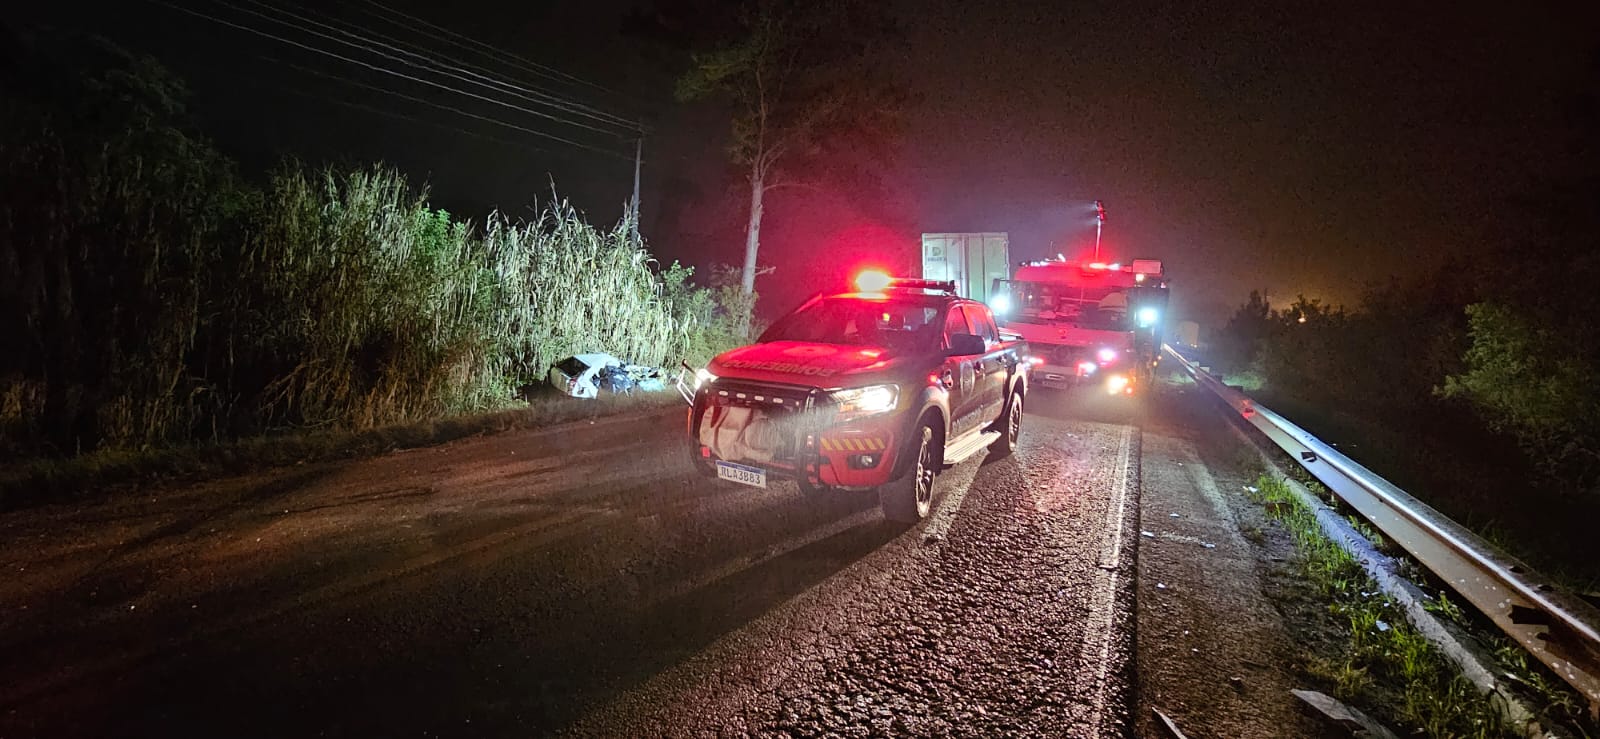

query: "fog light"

left=848, top=454, right=881, bottom=470
left=1106, top=373, right=1131, bottom=395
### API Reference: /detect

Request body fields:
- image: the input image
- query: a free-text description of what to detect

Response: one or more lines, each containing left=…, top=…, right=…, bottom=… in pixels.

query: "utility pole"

left=630, top=133, right=643, bottom=237
left=1094, top=200, right=1107, bottom=261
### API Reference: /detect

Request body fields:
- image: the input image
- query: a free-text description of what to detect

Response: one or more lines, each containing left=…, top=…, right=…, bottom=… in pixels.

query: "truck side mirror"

left=947, top=333, right=986, bottom=356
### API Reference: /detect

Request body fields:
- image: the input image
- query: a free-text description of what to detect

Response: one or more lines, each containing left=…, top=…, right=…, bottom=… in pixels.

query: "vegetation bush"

left=0, top=35, right=745, bottom=463
left=1210, top=271, right=1599, bottom=582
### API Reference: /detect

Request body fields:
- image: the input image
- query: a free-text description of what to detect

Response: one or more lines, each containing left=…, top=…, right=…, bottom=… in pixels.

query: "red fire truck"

left=991, top=258, right=1168, bottom=394
left=685, top=273, right=1030, bottom=523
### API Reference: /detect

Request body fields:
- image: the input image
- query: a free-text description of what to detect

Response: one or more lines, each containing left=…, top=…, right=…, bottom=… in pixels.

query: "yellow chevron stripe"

left=822, top=437, right=892, bottom=453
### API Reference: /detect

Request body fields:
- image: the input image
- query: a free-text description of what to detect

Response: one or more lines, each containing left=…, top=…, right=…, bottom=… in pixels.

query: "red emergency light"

left=855, top=270, right=892, bottom=292
left=854, top=271, right=958, bottom=294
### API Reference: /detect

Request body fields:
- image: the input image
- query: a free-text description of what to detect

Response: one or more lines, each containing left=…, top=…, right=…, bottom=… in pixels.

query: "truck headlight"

left=694, top=368, right=718, bottom=389
left=830, top=384, right=900, bottom=419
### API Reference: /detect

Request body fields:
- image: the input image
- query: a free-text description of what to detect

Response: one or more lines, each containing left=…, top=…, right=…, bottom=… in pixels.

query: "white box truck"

left=920, top=232, right=1010, bottom=304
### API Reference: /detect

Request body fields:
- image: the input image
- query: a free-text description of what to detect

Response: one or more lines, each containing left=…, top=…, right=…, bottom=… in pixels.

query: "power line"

left=360, top=0, right=617, bottom=96
left=338, top=0, right=637, bottom=125
left=148, top=0, right=633, bottom=158
left=248, top=0, right=640, bottom=131
left=210, top=0, right=628, bottom=137
left=270, top=57, right=636, bottom=162
left=266, top=78, right=579, bottom=162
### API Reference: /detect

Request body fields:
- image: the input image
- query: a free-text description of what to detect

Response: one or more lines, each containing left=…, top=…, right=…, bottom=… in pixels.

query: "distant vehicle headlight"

left=694, top=368, right=718, bottom=389
left=989, top=294, right=1012, bottom=315
left=831, top=384, right=900, bottom=419
left=1106, top=373, right=1131, bottom=395
left=1137, top=307, right=1160, bottom=327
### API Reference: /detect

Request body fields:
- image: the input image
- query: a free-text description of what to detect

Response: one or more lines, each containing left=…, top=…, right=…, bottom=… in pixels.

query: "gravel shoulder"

left=1131, top=378, right=1338, bottom=738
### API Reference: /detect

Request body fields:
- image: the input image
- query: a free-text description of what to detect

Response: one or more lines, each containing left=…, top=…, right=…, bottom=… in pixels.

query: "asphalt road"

left=2, top=388, right=1157, bottom=738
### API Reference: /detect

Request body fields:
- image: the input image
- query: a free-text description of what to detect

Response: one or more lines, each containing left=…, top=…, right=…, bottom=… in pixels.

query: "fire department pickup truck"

left=686, top=273, right=1030, bottom=523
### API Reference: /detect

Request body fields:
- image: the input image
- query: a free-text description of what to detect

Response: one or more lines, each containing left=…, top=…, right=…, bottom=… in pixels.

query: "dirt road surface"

left=2, top=381, right=1307, bottom=738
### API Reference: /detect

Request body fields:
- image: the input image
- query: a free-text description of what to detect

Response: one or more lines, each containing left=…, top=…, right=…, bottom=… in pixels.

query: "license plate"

left=715, top=461, right=768, bottom=488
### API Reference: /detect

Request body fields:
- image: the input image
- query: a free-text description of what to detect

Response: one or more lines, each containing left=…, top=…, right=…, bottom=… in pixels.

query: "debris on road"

left=1152, top=708, right=1191, bottom=738
left=1292, top=689, right=1401, bottom=739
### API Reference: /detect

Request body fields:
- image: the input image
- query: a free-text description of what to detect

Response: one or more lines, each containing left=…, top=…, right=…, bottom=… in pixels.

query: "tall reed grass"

left=1, top=38, right=726, bottom=459
left=3, top=156, right=701, bottom=457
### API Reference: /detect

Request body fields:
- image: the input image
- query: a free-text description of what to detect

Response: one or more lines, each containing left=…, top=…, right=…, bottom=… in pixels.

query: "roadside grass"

left=1487, top=635, right=1596, bottom=730
left=0, top=392, right=679, bottom=511
left=1251, top=390, right=1600, bottom=593
left=1248, top=475, right=1512, bottom=738
left=1277, top=459, right=1599, bottom=714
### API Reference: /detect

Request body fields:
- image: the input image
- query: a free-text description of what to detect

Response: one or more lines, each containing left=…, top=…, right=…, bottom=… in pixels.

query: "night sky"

left=15, top=0, right=1599, bottom=327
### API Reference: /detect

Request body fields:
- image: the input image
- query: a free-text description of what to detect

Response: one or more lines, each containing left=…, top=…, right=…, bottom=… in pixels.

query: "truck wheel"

left=990, top=391, right=1023, bottom=457
left=880, top=421, right=939, bottom=523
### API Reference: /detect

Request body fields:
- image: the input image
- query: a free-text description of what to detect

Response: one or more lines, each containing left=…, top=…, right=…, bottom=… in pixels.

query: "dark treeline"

left=0, top=32, right=746, bottom=461
left=1208, top=57, right=1600, bottom=579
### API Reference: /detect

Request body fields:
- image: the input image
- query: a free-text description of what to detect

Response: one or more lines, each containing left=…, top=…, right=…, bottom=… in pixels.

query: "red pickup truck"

left=687, top=275, right=1030, bottom=522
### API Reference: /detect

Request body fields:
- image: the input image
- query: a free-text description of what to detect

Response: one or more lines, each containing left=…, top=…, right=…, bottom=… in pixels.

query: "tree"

left=670, top=0, right=899, bottom=295
left=1213, top=289, right=1272, bottom=373
left=1, top=32, right=239, bottom=453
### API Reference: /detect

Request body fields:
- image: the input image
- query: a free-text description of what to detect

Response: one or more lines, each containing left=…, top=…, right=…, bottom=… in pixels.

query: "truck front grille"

left=707, top=379, right=819, bottom=411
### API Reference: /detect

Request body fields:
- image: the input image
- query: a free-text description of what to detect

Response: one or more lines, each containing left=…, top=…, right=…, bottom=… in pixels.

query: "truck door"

left=961, top=304, right=1009, bottom=426
left=942, top=306, right=982, bottom=437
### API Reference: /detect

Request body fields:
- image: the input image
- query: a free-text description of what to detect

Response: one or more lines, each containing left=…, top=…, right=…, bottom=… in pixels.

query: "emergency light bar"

left=1016, top=257, right=1166, bottom=279
left=885, top=278, right=957, bottom=293
left=854, top=271, right=957, bottom=294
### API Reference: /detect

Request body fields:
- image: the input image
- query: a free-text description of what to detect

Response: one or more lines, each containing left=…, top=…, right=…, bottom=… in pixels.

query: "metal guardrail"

left=1166, top=344, right=1600, bottom=716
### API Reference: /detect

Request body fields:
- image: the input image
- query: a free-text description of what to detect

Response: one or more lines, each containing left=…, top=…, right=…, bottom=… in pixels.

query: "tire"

left=990, top=390, right=1023, bottom=457
left=879, top=420, right=939, bottom=523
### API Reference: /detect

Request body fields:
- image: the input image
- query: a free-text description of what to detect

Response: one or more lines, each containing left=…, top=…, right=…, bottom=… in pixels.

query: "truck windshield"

left=1008, top=281, right=1131, bottom=331
left=759, top=298, right=943, bottom=353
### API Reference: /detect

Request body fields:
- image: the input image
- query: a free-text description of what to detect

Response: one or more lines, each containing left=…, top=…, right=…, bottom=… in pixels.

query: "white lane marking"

left=1080, top=424, right=1135, bottom=734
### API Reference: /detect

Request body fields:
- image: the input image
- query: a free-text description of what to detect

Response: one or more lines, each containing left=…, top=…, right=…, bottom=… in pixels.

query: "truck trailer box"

left=920, top=232, right=1010, bottom=303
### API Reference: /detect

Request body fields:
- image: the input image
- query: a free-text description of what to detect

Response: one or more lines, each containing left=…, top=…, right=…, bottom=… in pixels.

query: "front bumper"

left=1033, top=362, right=1090, bottom=388
left=687, top=379, right=908, bottom=490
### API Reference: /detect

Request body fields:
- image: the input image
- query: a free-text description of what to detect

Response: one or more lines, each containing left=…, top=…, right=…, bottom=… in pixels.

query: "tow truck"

left=992, top=258, right=1168, bottom=394
left=684, top=272, right=1030, bottom=523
